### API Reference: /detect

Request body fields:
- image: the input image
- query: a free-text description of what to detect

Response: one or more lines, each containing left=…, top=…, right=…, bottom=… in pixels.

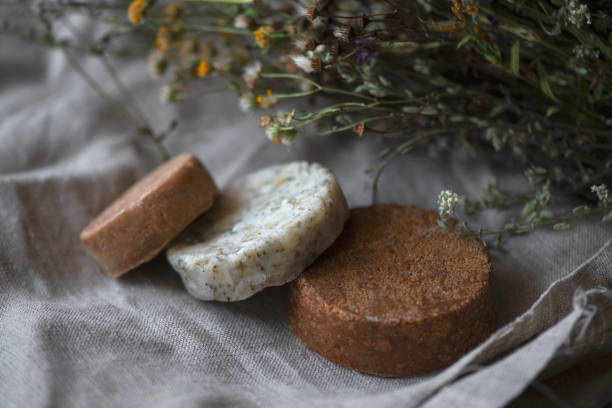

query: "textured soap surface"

left=80, top=153, right=218, bottom=277
left=288, top=204, right=497, bottom=377
left=167, top=161, right=349, bottom=301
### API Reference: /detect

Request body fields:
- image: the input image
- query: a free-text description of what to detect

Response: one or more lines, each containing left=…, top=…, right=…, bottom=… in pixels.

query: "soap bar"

left=288, top=204, right=497, bottom=377
left=80, top=153, right=218, bottom=277
left=167, top=161, right=349, bottom=301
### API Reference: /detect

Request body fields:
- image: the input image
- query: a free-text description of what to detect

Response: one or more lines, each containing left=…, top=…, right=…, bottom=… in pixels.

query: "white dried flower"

left=147, top=50, right=167, bottom=79
left=290, top=55, right=314, bottom=73
left=160, top=81, right=186, bottom=103
left=264, top=110, right=297, bottom=146
left=438, top=190, right=460, bottom=219
left=242, top=61, right=262, bottom=88
left=233, top=15, right=250, bottom=29
left=591, top=184, right=610, bottom=207
left=238, top=93, right=257, bottom=112
left=573, top=45, right=599, bottom=60
left=566, top=0, right=591, bottom=27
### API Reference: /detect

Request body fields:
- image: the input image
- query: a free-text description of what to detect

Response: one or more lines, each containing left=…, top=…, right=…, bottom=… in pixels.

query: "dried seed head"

left=311, top=57, right=323, bottom=73
left=336, top=26, right=352, bottom=43
left=304, top=38, right=316, bottom=51
left=315, top=0, right=330, bottom=11
left=353, top=122, right=365, bottom=136
left=328, top=42, right=339, bottom=60
left=306, top=7, right=318, bottom=21
left=352, top=14, right=367, bottom=30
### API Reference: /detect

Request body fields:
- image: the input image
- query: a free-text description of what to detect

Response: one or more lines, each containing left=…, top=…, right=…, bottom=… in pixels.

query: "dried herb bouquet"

left=5, top=0, right=612, bottom=247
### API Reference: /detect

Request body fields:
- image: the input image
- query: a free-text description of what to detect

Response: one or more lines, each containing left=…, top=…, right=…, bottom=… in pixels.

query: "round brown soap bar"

left=80, top=153, right=218, bottom=277
left=288, top=204, right=496, bottom=377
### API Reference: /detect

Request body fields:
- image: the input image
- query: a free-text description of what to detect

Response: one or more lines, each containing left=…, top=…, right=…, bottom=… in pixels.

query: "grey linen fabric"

left=1, top=38, right=612, bottom=408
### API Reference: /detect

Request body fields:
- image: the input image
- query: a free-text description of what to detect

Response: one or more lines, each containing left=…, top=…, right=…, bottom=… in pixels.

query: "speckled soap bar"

left=80, top=153, right=218, bottom=277
left=167, top=161, right=349, bottom=301
left=288, top=204, right=497, bottom=377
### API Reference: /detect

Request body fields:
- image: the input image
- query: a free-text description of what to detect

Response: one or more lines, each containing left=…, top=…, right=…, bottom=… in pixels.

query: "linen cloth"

left=1, top=36, right=611, bottom=408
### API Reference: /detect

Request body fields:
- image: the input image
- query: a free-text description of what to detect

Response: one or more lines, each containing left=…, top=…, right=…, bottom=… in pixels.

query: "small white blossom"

left=566, top=0, right=591, bottom=27
left=573, top=45, right=599, bottom=60
left=591, top=184, right=611, bottom=207
left=438, top=190, right=460, bottom=219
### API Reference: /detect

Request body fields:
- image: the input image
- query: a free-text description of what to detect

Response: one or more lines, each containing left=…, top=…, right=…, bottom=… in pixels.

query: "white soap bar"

left=167, top=161, right=349, bottom=301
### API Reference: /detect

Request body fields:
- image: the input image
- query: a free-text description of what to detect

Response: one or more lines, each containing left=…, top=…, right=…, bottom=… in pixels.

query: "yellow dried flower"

left=155, top=25, right=169, bottom=54
left=164, top=2, right=183, bottom=21
left=253, top=26, right=274, bottom=49
left=197, top=60, right=211, bottom=77
left=260, top=116, right=271, bottom=127
left=128, top=0, right=145, bottom=25
left=256, top=90, right=278, bottom=108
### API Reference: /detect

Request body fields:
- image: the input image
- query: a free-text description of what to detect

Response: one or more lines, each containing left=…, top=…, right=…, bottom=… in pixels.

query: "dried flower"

left=242, top=61, right=262, bottom=88
left=573, top=44, right=599, bottom=60
left=260, top=116, right=271, bottom=127
left=290, top=55, right=314, bottom=73
left=164, top=2, right=183, bottom=21
left=147, top=50, right=167, bottom=79
left=353, top=122, right=365, bottom=136
left=355, top=39, right=376, bottom=65
left=294, top=38, right=316, bottom=51
left=264, top=110, right=297, bottom=146
left=438, top=190, right=460, bottom=219
left=155, top=25, right=170, bottom=54
left=128, top=0, right=146, bottom=25
left=565, top=0, right=591, bottom=28
left=305, top=7, right=318, bottom=21
left=161, top=80, right=186, bottom=103
left=234, top=15, right=255, bottom=30
left=257, top=89, right=278, bottom=109
left=253, top=26, right=274, bottom=49
left=238, top=93, right=257, bottom=112
left=591, top=184, right=610, bottom=207
left=333, top=26, right=352, bottom=43
left=197, top=60, right=211, bottom=77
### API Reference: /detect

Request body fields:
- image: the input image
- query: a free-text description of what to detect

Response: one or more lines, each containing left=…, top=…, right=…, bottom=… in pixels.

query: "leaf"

left=545, top=106, right=560, bottom=118
left=510, top=40, right=520, bottom=76
left=603, top=211, right=612, bottom=222
left=572, top=205, right=591, bottom=217
left=537, top=62, right=558, bottom=102
left=378, top=75, right=391, bottom=87
left=553, top=222, right=570, bottom=230
left=522, top=199, right=538, bottom=217
left=539, top=209, right=555, bottom=219
left=457, top=35, right=472, bottom=49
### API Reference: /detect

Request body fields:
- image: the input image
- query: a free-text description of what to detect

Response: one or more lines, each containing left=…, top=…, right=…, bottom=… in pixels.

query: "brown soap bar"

left=288, top=204, right=496, bottom=377
left=80, top=153, right=218, bottom=277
